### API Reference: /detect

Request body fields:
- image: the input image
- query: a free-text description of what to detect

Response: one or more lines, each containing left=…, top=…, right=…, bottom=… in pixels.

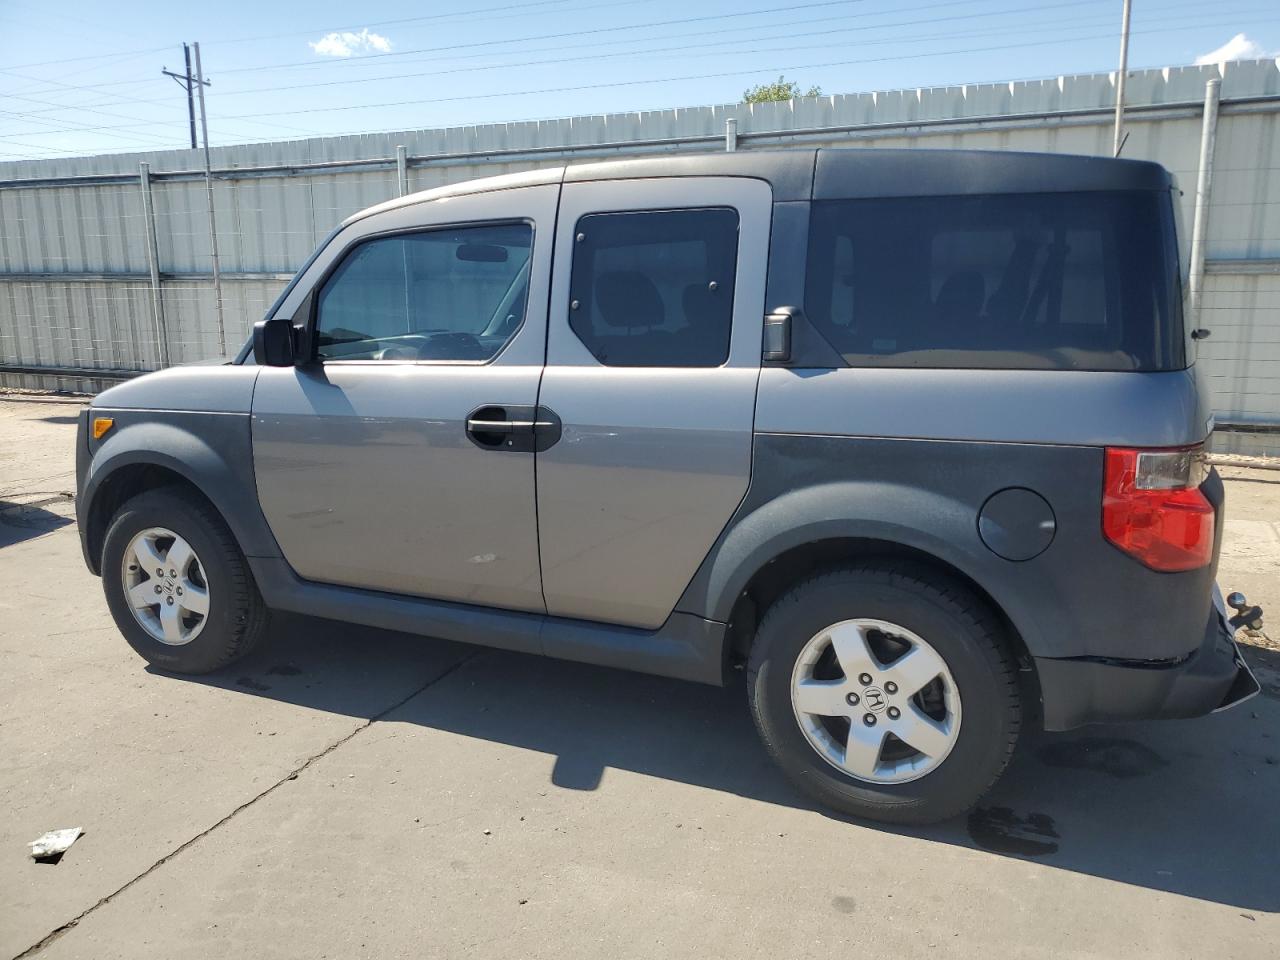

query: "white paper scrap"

left=28, top=828, right=83, bottom=861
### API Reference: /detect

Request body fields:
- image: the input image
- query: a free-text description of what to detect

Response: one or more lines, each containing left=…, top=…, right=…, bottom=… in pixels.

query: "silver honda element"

left=76, top=149, right=1260, bottom=823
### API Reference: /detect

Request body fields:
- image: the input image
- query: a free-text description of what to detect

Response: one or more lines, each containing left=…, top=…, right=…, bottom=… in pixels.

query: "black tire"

left=101, top=486, right=270, bottom=674
left=747, top=564, right=1020, bottom=824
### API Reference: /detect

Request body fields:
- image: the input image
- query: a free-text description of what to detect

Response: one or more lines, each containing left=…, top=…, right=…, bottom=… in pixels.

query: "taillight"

left=1102, top=445, right=1214, bottom=572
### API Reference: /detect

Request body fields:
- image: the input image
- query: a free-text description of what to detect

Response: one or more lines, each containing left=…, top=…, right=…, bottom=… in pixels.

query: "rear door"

left=536, top=177, right=772, bottom=628
left=251, top=183, right=556, bottom=613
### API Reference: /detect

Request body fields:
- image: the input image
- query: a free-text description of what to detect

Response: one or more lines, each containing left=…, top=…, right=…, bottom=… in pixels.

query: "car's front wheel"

left=747, top=564, right=1021, bottom=824
left=101, top=487, right=269, bottom=674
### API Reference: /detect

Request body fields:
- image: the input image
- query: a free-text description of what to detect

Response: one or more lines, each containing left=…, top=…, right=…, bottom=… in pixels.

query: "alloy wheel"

left=120, top=527, right=210, bottom=646
left=790, top=618, right=962, bottom=784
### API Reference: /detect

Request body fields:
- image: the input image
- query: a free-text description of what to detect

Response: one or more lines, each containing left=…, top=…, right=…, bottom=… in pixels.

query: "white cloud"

left=309, top=28, right=392, bottom=58
left=1194, top=33, right=1269, bottom=65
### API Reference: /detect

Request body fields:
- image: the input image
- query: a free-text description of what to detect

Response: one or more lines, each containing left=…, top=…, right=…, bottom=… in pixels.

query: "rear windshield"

left=804, top=191, right=1184, bottom=371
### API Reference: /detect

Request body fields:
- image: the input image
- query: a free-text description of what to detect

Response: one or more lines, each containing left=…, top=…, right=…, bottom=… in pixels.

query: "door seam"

left=532, top=175, right=565, bottom=623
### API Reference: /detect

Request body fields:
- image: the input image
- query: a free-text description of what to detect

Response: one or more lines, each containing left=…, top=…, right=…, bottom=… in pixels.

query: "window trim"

left=565, top=205, right=741, bottom=370
left=307, top=217, right=536, bottom=367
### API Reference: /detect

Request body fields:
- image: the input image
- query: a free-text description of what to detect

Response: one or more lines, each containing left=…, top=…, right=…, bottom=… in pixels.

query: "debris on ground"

left=28, top=828, right=83, bottom=862
left=0, top=388, right=91, bottom=402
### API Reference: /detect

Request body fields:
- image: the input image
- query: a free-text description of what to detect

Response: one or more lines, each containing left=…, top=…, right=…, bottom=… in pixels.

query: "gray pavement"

left=2, top=397, right=1278, bottom=960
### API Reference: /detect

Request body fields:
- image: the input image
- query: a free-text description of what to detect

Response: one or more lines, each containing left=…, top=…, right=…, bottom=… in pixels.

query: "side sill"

left=248, top=557, right=727, bottom=686
left=541, top=610, right=726, bottom=686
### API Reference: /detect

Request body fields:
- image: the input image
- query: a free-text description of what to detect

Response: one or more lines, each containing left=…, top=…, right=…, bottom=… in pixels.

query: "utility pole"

left=192, top=42, right=226, bottom=355
left=1112, top=0, right=1133, bottom=156
left=161, top=43, right=207, bottom=150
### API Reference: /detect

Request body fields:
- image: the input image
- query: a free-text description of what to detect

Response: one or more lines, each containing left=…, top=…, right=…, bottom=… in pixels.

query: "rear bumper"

left=1036, top=588, right=1260, bottom=731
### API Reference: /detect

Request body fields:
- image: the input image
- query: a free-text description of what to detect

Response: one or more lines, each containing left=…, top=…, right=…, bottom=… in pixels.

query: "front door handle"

left=466, top=405, right=561, bottom=452
left=466, top=417, right=528, bottom=435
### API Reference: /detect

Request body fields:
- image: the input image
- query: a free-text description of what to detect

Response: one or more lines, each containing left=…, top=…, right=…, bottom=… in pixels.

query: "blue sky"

left=0, top=0, right=1276, bottom=160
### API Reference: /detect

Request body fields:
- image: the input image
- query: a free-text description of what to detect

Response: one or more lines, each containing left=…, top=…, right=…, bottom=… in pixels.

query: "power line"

left=0, top=53, right=333, bottom=141
left=211, top=0, right=874, bottom=75
left=9, top=0, right=1068, bottom=110
left=0, top=0, right=579, bottom=70
left=1, top=16, right=1261, bottom=144
left=0, top=130, right=191, bottom=154
left=3, top=0, right=886, bottom=104
left=0, top=0, right=1167, bottom=110
left=202, top=0, right=632, bottom=47
left=274, top=0, right=1001, bottom=74
left=0, top=0, right=655, bottom=90
left=0, top=108, right=190, bottom=151
left=177, top=0, right=1140, bottom=100
left=0, top=1, right=863, bottom=104
left=0, top=44, right=172, bottom=74
left=1, top=1, right=1271, bottom=149
left=0, top=60, right=212, bottom=135
left=0, top=76, right=220, bottom=148
left=0, top=0, right=869, bottom=100
left=0, top=49, right=1223, bottom=161
left=0, top=97, right=192, bottom=147
left=0, top=0, right=1234, bottom=107
left=168, top=18, right=1280, bottom=122
left=7, top=0, right=1264, bottom=110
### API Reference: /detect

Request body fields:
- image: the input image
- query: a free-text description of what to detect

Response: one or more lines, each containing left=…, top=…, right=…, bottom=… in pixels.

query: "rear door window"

left=567, top=208, right=739, bottom=367
left=804, top=191, right=1184, bottom=370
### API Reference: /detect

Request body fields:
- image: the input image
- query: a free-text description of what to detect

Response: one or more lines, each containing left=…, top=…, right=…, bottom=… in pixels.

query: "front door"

left=251, top=184, right=557, bottom=613
left=535, top=177, right=772, bottom=628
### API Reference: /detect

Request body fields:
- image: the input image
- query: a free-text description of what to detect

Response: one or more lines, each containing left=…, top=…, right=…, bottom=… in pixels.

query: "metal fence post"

left=1112, top=0, right=1133, bottom=156
left=725, top=117, right=738, bottom=153
left=1187, top=78, right=1221, bottom=334
left=396, top=144, right=409, bottom=197
left=138, top=162, right=169, bottom=368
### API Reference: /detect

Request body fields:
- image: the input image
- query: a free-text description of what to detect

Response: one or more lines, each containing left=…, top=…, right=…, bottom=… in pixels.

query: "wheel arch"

left=732, top=536, right=1028, bottom=645
left=79, top=417, right=280, bottom=575
left=675, top=482, right=1044, bottom=708
left=84, top=460, right=235, bottom=573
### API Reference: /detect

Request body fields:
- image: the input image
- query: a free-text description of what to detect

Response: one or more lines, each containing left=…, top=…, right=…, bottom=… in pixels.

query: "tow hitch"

left=1213, top=591, right=1264, bottom=713
left=1227, top=592, right=1265, bottom=636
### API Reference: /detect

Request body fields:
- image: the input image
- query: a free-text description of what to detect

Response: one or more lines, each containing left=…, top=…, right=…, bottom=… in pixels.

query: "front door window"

left=315, top=222, right=533, bottom=363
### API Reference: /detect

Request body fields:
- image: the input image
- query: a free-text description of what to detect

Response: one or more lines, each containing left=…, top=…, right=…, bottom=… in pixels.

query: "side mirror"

left=762, top=306, right=799, bottom=363
left=253, top=319, right=295, bottom=366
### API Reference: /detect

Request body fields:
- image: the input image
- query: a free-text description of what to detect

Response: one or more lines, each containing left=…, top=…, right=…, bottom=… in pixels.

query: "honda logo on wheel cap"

left=863, top=686, right=886, bottom=712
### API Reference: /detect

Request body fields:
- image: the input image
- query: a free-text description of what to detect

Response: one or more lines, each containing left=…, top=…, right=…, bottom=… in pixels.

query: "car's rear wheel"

left=747, top=564, right=1020, bottom=824
left=102, top=487, right=269, bottom=674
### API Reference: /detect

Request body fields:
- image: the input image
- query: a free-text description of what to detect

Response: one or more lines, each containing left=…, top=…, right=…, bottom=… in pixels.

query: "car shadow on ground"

left=162, top=612, right=1280, bottom=913
left=0, top=499, right=75, bottom=547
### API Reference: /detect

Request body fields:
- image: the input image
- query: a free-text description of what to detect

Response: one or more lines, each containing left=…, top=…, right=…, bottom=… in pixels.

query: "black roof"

left=564, top=148, right=1172, bottom=202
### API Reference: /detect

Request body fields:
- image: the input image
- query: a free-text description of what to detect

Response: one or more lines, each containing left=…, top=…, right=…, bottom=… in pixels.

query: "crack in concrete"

left=10, top=649, right=482, bottom=960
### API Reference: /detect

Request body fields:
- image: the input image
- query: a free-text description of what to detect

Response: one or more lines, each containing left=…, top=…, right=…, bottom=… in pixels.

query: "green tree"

left=743, top=76, right=823, bottom=103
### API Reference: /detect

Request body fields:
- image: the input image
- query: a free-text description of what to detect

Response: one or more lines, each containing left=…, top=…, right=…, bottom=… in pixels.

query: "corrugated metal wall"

left=2, top=59, right=1278, bottom=451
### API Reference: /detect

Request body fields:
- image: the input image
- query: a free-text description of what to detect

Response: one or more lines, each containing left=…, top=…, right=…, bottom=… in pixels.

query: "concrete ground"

left=2, top=397, right=1278, bottom=960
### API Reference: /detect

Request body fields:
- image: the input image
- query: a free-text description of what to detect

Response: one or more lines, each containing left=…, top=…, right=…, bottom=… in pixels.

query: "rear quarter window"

left=804, top=191, right=1185, bottom=371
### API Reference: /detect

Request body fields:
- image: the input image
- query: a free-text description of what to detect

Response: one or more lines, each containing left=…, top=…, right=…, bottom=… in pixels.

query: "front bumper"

left=1036, top=587, right=1260, bottom=731
left=74, top=408, right=96, bottom=572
